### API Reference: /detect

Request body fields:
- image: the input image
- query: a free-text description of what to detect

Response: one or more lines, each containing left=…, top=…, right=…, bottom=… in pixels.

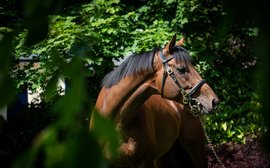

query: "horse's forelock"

left=173, top=46, right=193, bottom=65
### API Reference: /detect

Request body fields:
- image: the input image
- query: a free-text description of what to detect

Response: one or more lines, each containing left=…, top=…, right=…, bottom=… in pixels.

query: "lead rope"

left=199, top=117, right=226, bottom=168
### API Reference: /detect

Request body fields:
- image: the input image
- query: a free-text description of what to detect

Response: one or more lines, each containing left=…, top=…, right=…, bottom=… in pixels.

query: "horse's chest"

left=120, top=107, right=181, bottom=159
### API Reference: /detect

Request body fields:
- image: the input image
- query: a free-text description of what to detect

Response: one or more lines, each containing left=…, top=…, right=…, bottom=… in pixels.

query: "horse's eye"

left=177, top=67, right=187, bottom=74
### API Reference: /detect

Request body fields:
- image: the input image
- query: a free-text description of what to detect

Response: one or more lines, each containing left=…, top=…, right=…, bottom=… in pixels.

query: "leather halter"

left=159, top=48, right=206, bottom=116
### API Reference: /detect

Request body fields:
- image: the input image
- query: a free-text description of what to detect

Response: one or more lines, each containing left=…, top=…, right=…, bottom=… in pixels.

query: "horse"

left=90, top=35, right=219, bottom=167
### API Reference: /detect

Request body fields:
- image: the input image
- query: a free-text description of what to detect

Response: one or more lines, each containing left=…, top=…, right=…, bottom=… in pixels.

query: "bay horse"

left=90, top=35, right=219, bottom=167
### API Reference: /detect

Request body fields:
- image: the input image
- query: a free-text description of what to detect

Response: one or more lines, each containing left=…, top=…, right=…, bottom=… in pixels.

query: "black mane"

left=102, top=48, right=159, bottom=88
left=102, top=46, right=192, bottom=88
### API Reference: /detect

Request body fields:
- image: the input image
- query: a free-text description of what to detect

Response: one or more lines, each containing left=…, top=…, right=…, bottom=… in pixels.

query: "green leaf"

left=90, top=110, right=120, bottom=159
left=221, top=122, right=227, bottom=131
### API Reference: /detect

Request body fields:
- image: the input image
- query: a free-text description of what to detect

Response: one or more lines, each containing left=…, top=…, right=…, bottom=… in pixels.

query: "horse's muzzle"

left=212, top=98, right=219, bottom=110
left=200, top=98, right=219, bottom=115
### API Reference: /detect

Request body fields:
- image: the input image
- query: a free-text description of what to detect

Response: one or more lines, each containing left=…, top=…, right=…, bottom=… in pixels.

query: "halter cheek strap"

left=161, top=54, right=184, bottom=98
left=159, top=49, right=206, bottom=116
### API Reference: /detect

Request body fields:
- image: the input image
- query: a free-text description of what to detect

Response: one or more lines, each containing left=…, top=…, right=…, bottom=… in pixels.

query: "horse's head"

left=153, top=35, right=219, bottom=116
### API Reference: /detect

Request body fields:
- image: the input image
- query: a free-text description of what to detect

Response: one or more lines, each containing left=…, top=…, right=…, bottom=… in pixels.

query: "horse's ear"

left=176, top=37, right=184, bottom=46
left=164, top=34, right=177, bottom=54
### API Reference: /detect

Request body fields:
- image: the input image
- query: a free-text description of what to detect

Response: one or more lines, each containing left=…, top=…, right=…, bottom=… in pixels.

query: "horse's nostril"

left=212, top=98, right=219, bottom=109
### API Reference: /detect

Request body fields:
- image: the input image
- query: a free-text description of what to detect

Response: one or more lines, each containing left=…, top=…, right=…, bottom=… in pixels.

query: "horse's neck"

left=117, top=83, right=157, bottom=124
left=97, top=73, right=156, bottom=118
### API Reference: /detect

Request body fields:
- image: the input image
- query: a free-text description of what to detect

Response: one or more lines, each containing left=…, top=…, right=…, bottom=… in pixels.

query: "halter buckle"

left=181, top=89, right=187, bottom=96
left=166, top=67, right=173, bottom=74
left=183, top=97, right=189, bottom=104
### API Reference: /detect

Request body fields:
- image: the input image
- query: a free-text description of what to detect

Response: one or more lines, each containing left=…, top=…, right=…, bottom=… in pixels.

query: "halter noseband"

left=159, top=48, right=206, bottom=117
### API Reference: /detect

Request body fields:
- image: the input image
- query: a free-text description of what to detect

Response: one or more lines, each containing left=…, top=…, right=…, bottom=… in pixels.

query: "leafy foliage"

left=162, top=0, right=264, bottom=143
left=0, top=0, right=267, bottom=167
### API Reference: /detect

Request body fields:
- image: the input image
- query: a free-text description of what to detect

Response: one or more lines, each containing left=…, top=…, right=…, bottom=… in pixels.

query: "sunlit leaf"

left=221, top=122, right=227, bottom=131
